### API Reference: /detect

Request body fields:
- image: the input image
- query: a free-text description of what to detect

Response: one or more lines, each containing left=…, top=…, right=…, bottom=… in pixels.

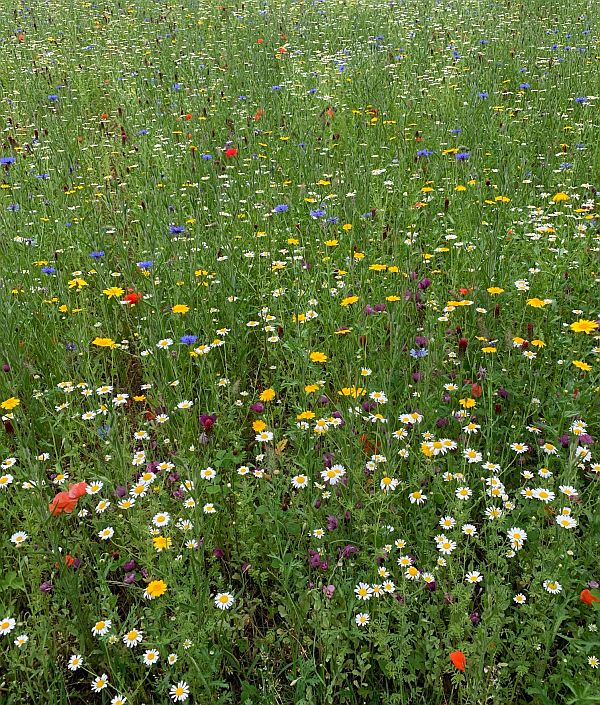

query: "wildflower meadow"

left=1, top=0, right=599, bottom=702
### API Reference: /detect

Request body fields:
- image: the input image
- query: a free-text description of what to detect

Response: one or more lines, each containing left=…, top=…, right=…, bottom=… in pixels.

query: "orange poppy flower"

left=450, top=650, right=466, bottom=672
left=580, top=589, right=600, bottom=606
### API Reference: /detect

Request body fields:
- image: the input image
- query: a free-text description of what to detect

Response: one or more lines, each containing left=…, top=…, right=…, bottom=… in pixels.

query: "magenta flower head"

left=339, top=544, right=358, bottom=559
left=250, top=402, right=264, bottom=413
left=199, top=413, right=217, bottom=432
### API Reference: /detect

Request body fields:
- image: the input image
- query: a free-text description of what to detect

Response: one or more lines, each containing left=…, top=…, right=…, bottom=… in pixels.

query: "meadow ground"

left=0, top=0, right=599, bottom=703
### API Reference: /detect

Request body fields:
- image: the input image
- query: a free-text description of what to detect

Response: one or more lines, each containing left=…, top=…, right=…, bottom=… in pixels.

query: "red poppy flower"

left=257, top=38, right=264, bottom=44
left=49, top=491, right=78, bottom=516
left=68, top=482, right=88, bottom=499
left=450, top=650, right=466, bottom=672
left=471, top=384, right=483, bottom=398
left=580, top=589, right=600, bottom=606
left=225, top=147, right=237, bottom=157
left=185, top=113, right=192, bottom=120
left=122, top=291, right=141, bottom=305
left=49, top=482, right=88, bottom=515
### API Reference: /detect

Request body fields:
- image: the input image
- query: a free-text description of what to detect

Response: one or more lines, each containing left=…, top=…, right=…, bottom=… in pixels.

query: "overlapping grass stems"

left=0, top=0, right=599, bottom=702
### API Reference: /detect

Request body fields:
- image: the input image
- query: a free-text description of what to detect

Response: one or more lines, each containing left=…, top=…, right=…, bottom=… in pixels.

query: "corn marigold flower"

left=144, top=580, right=167, bottom=600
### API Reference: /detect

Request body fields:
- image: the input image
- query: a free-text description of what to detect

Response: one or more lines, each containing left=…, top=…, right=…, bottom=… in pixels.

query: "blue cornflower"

left=451, top=128, right=462, bottom=134
left=180, top=335, right=198, bottom=345
left=169, top=225, right=185, bottom=234
left=575, top=96, right=589, bottom=104
left=0, top=157, right=15, bottom=165
left=417, top=149, right=434, bottom=157
left=559, top=162, right=572, bottom=170
left=90, top=251, right=105, bottom=258
left=138, top=129, right=149, bottom=135
left=48, top=94, right=59, bottom=101
left=452, top=50, right=460, bottom=59
left=455, top=152, right=470, bottom=161
left=271, top=85, right=282, bottom=91
left=35, top=173, right=49, bottom=179
left=137, top=260, right=153, bottom=269
left=310, top=208, right=326, bottom=218
left=202, top=153, right=213, bottom=160
left=326, top=216, right=339, bottom=224
left=8, top=203, right=19, bottom=211
left=97, top=425, right=111, bottom=440
left=273, top=204, right=289, bottom=213
left=172, top=83, right=181, bottom=90
left=477, top=91, right=489, bottom=99
left=41, top=266, right=56, bottom=274
left=308, top=88, right=318, bottom=94
left=410, top=348, right=429, bottom=359
left=519, top=83, right=530, bottom=89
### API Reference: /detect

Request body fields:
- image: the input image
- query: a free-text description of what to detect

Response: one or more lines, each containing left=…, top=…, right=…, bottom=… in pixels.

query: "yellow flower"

left=133, top=395, right=146, bottom=402
left=481, top=346, right=497, bottom=353
left=531, top=340, right=546, bottom=348
left=552, top=192, right=569, bottom=203
left=338, top=386, right=365, bottom=398
left=304, top=384, right=320, bottom=393
left=309, top=352, right=328, bottom=363
left=572, top=360, right=592, bottom=372
left=144, top=580, right=167, bottom=598
left=259, top=388, right=276, bottom=402
left=1, top=397, right=20, bottom=410
left=486, top=287, right=504, bottom=295
left=446, top=300, right=473, bottom=307
left=459, top=398, right=476, bottom=409
left=369, top=264, right=387, bottom=272
left=103, top=287, right=125, bottom=298
left=68, top=278, right=88, bottom=290
left=297, top=411, right=316, bottom=420
left=342, top=223, right=352, bottom=231
left=340, top=295, right=359, bottom=307
left=324, top=239, right=338, bottom=247
left=570, top=319, right=598, bottom=335
left=495, top=196, right=510, bottom=203
left=421, top=443, right=434, bottom=458
left=455, top=185, right=466, bottom=191
left=386, top=295, right=401, bottom=302
left=252, top=420, right=267, bottom=432
left=526, top=298, right=546, bottom=308
left=172, top=304, right=190, bottom=314
left=92, top=337, right=117, bottom=349
left=152, top=536, right=172, bottom=551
